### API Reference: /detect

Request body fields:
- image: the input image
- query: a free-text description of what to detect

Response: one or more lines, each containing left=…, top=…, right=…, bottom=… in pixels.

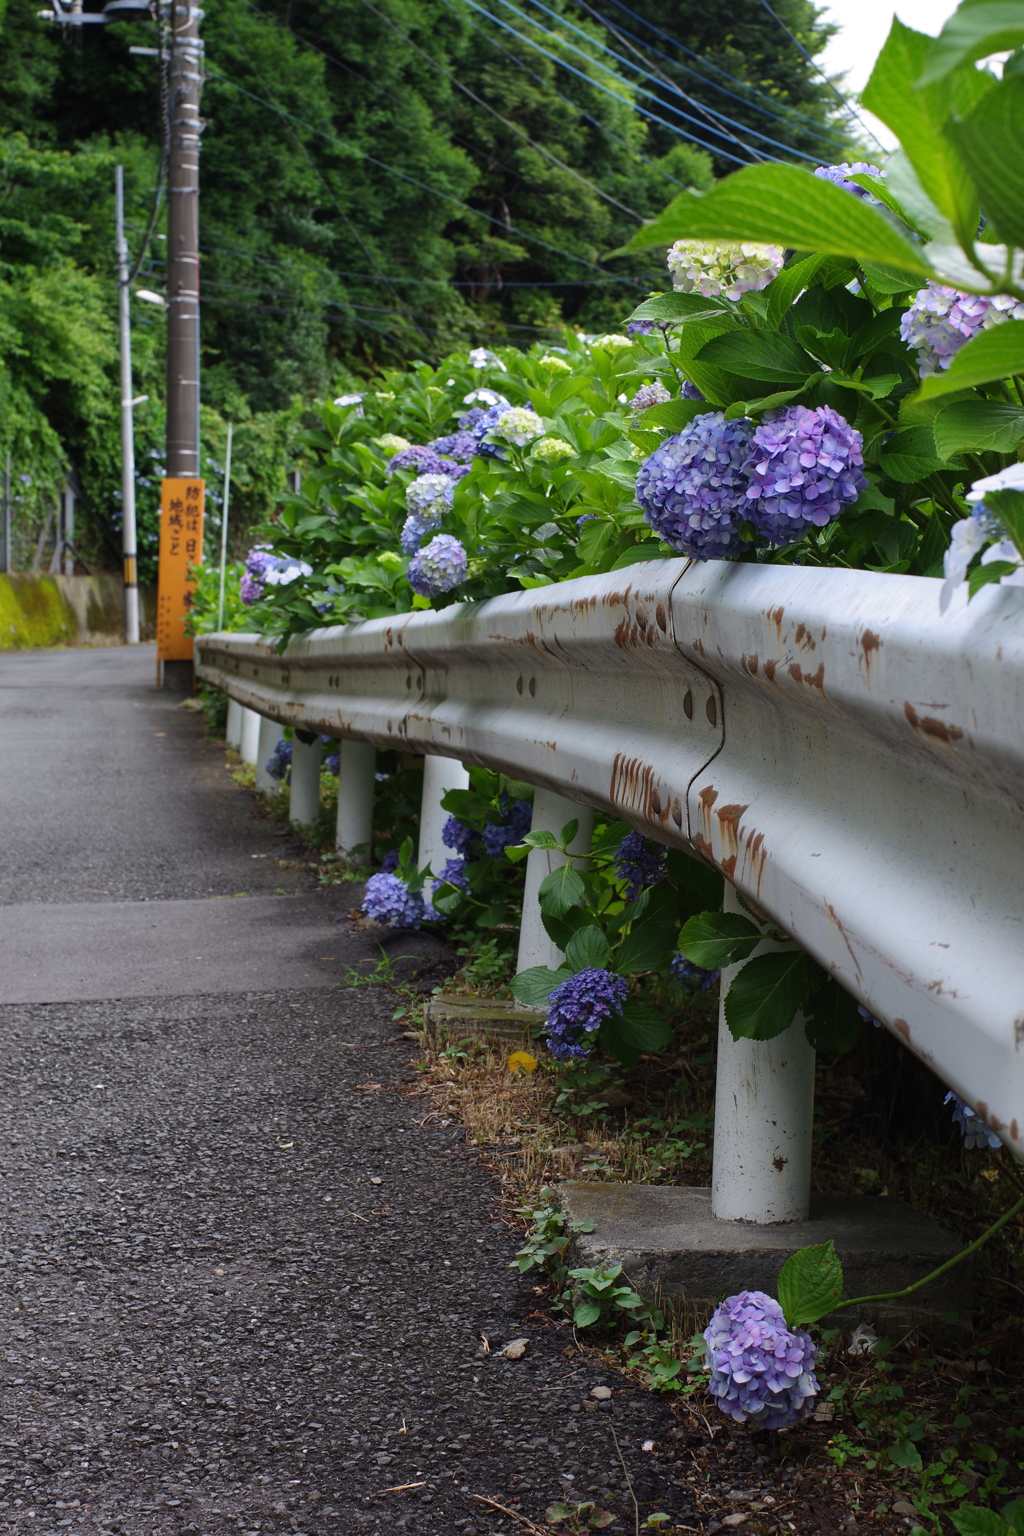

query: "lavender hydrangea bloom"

left=635, top=412, right=754, bottom=559
left=670, top=953, right=720, bottom=991
left=628, top=381, right=671, bottom=419
left=613, top=831, right=665, bottom=899
left=386, top=445, right=448, bottom=477
left=945, top=1091, right=1003, bottom=1150
left=470, top=402, right=515, bottom=459
left=482, top=798, right=533, bottom=859
left=682, top=381, right=705, bottom=401
left=407, top=534, right=468, bottom=598
left=857, top=1004, right=883, bottom=1028
left=439, top=857, right=470, bottom=890
left=667, top=240, right=783, bottom=300
left=400, top=474, right=455, bottom=553
left=324, top=750, right=340, bottom=775
left=899, top=284, right=1024, bottom=377
left=380, top=850, right=402, bottom=874
left=429, top=431, right=477, bottom=464
left=442, top=815, right=473, bottom=857
left=458, top=406, right=488, bottom=433
left=813, top=161, right=884, bottom=201
left=627, top=319, right=657, bottom=336
left=743, top=405, right=867, bottom=543
left=704, top=1291, right=819, bottom=1430
left=265, top=738, right=292, bottom=782
left=361, top=872, right=426, bottom=929
left=240, top=573, right=264, bottom=605
left=545, top=967, right=629, bottom=1061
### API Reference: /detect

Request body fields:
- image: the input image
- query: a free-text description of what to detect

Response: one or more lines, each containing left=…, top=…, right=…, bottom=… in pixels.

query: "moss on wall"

left=0, top=574, right=155, bottom=649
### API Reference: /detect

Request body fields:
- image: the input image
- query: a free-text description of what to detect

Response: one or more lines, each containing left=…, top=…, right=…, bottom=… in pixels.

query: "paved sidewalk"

left=0, top=647, right=696, bottom=1536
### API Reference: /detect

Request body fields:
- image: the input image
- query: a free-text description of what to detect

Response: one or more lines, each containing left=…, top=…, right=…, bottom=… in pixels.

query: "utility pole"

left=165, top=0, right=204, bottom=479
left=115, top=164, right=141, bottom=644
left=1, top=454, right=10, bottom=575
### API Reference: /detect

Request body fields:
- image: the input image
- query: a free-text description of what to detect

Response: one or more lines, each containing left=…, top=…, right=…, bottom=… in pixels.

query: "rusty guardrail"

left=196, top=557, right=1024, bottom=1161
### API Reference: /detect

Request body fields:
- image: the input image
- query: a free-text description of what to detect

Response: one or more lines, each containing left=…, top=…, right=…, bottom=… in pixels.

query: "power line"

left=454, top=0, right=760, bottom=166
left=757, top=0, right=887, bottom=154
left=205, top=65, right=653, bottom=286
left=596, top=0, right=852, bottom=151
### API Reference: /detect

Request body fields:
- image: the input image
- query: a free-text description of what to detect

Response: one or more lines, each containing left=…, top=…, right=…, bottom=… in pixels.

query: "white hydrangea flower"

left=263, top=557, right=313, bottom=588
left=463, top=388, right=509, bottom=407
left=667, top=239, right=784, bottom=301
left=591, top=333, right=633, bottom=350
left=539, top=354, right=572, bottom=373
left=533, top=437, right=575, bottom=461
left=468, top=347, right=507, bottom=370
left=378, top=434, right=412, bottom=456
left=941, top=465, right=1024, bottom=610
left=494, top=406, right=545, bottom=446
left=965, top=463, right=1024, bottom=502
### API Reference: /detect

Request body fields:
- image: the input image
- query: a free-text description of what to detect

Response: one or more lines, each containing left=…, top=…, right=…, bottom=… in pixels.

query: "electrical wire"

left=599, top=0, right=853, bottom=149
left=454, top=0, right=761, bottom=165
left=204, top=65, right=653, bottom=285
left=757, top=0, right=887, bottom=153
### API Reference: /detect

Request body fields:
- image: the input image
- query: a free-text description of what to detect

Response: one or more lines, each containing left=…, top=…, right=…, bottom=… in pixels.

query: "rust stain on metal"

left=893, top=1018, right=911, bottom=1043
left=692, top=638, right=706, bottom=658
left=767, top=605, right=785, bottom=635
left=763, top=659, right=776, bottom=684
left=716, top=803, right=749, bottom=868
left=720, top=855, right=737, bottom=879
left=742, top=652, right=759, bottom=676
left=794, top=623, right=815, bottom=651
left=744, top=828, right=767, bottom=894
left=861, top=630, right=880, bottom=670
left=609, top=751, right=660, bottom=821
left=903, top=701, right=964, bottom=743
left=655, top=602, right=667, bottom=633
left=826, top=902, right=863, bottom=978
left=788, top=662, right=825, bottom=691
left=671, top=796, right=683, bottom=829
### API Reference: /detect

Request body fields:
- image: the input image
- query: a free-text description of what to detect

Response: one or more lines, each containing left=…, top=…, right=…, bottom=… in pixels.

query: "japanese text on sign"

left=157, top=478, right=205, bottom=662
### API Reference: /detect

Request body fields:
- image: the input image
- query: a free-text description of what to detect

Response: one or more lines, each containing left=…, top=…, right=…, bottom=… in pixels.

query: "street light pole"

left=165, top=0, right=204, bottom=479
left=115, top=164, right=141, bottom=644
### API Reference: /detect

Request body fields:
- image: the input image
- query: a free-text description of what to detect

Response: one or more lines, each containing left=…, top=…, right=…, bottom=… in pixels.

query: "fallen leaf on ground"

left=353, top=1083, right=382, bottom=1091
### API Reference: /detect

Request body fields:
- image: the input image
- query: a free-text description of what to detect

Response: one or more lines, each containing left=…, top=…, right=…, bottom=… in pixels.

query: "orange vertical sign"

left=156, top=477, right=205, bottom=662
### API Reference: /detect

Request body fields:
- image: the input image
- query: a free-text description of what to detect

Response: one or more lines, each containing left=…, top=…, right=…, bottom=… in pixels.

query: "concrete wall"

left=0, top=574, right=156, bottom=650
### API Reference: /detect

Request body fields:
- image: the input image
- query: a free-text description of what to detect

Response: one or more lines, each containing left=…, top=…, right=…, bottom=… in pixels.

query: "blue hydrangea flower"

left=813, top=161, right=884, bottom=201
left=458, top=406, right=488, bottom=433
left=945, top=1091, right=1002, bottom=1150
left=265, top=738, right=292, bottom=782
left=324, top=750, right=340, bottom=775
left=407, top=534, right=468, bottom=598
left=857, top=1004, right=883, bottom=1028
left=545, top=967, right=629, bottom=1061
left=482, top=798, right=533, bottom=859
left=429, top=431, right=477, bottom=464
left=627, top=319, right=657, bottom=336
left=635, top=412, right=754, bottom=559
left=743, top=405, right=867, bottom=543
left=705, top=1291, right=819, bottom=1430
left=670, top=954, right=720, bottom=991
left=682, top=381, right=705, bottom=401
left=386, top=445, right=448, bottom=477
left=613, top=831, right=665, bottom=900
left=898, top=284, right=1024, bottom=378
left=442, top=815, right=473, bottom=857
left=400, top=474, right=455, bottom=553
left=439, top=857, right=470, bottom=890
left=628, top=381, right=671, bottom=420
left=380, top=850, right=402, bottom=874
left=361, top=872, right=426, bottom=929
left=470, top=402, right=515, bottom=459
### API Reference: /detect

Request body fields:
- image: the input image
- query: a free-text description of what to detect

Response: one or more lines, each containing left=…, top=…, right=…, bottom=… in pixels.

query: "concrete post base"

left=557, top=1182, right=971, bottom=1336
left=254, top=716, right=279, bottom=794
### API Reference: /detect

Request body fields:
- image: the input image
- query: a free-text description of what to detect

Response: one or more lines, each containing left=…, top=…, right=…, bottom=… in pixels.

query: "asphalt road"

left=0, top=645, right=696, bottom=1536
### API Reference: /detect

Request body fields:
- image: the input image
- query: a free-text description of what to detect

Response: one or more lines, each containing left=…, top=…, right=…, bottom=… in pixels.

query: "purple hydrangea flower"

left=439, top=857, right=470, bottom=890
left=682, top=381, right=705, bottom=401
left=324, top=750, right=340, bottom=775
left=627, top=319, right=657, bottom=336
left=670, top=953, right=720, bottom=991
left=628, top=381, right=671, bottom=419
left=743, top=405, right=867, bottom=544
left=614, top=831, right=665, bottom=900
left=386, top=445, right=448, bottom=477
left=945, top=1091, right=1002, bottom=1150
left=545, top=967, right=629, bottom=1061
left=705, top=1291, right=819, bottom=1430
left=361, top=871, right=426, bottom=929
left=813, top=161, right=884, bottom=201
left=635, top=412, right=754, bottom=559
left=429, top=431, right=477, bottom=464
left=442, top=815, right=473, bottom=857
left=380, top=850, right=402, bottom=874
left=400, top=474, right=455, bottom=554
left=857, top=1004, right=883, bottom=1028
left=482, top=797, right=533, bottom=860
left=458, top=406, right=488, bottom=433
left=407, top=534, right=468, bottom=599
left=470, top=402, right=515, bottom=460
left=265, top=738, right=292, bottom=782
left=898, top=284, right=1024, bottom=378
left=240, top=573, right=264, bottom=605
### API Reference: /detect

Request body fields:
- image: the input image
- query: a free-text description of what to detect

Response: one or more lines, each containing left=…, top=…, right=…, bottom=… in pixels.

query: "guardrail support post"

left=226, top=696, right=242, bottom=749
left=418, top=754, right=470, bottom=891
left=711, top=883, right=815, bottom=1224
left=239, top=705, right=260, bottom=765
left=289, top=736, right=321, bottom=827
left=517, top=788, right=595, bottom=973
left=254, top=716, right=279, bottom=794
left=335, top=739, right=376, bottom=864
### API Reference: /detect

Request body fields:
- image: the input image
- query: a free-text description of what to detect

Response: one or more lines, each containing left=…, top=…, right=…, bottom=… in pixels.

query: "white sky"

left=816, top=0, right=962, bottom=150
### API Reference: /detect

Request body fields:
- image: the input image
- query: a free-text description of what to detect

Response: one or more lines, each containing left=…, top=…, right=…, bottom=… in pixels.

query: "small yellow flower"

left=507, top=1050, right=538, bottom=1074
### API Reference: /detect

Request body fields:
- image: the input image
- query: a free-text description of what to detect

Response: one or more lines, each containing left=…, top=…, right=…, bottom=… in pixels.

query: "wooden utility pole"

left=165, top=0, right=204, bottom=480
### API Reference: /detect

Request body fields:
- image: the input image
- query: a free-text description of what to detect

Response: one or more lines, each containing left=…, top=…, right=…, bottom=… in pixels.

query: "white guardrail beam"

left=196, top=559, right=1024, bottom=1159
